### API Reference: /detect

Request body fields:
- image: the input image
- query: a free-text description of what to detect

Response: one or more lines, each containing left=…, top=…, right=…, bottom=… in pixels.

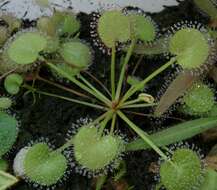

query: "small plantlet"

left=0, top=4, right=217, bottom=190
left=160, top=148, right=203, bottom=190
left=181, top=82, right=215, bottom=116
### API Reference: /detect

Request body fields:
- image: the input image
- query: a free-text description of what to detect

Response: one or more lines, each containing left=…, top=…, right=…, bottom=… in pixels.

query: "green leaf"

left=73, top=126, right=124, bottom=170
left=4, top=73, right=23, bottom=95
left=24, top=143, right=67, bottom=186
left=0, top=97, right=12, bottom=110
left=200, top=168, right=217, bottom=190
left=126, top=117, right=217, bottom=151
left=182, top=82, right=215, bottom=115
left=0, top=160, right=8, bottom=171
left=97, top=11, right=131, bottom=48
left=169, top=28, right=209, bottom=69
left=128, top=14, right=156, bottom=42
left=0, top=112, right=18, bottom=157
left=193, top=0, right=217, bottom=19
left=160, top=149, right=202, bottom=190
left=7, top=32, right=47, bottom=65
left=0, top=170, right=18, bottom=190
left=60, top=41, right=92, bottom=68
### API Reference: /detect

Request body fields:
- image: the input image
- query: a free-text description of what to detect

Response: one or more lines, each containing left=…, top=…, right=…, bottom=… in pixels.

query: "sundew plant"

left=1, top=0, right=217, bottom=189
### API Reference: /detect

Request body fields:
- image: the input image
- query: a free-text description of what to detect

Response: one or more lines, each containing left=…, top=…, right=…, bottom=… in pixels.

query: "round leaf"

left=60, top=41, right=92, bottom=68
left=0, top=97, right=12, bottom=109
left=24, top=143, right=67, bottom=186
left=74, top=126, right=124, bottom=171
left=183, top=83, right=215, bottom=115
left=0, top=112, right=18, bottom=157
left=160, top=148, right=202, bottom=190
left=97, top=11, right=131, bottom=48
left=4, top=73, right=23, bottom=95
left=169, top=28, right=209, bottom=69
left=7, top=32, right=47, bottom=65
left=128, top=14, right=156, bottom=42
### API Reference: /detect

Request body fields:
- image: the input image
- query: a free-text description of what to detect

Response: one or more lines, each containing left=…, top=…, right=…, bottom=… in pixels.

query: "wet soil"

left=1, top=0, right=217, bottom=189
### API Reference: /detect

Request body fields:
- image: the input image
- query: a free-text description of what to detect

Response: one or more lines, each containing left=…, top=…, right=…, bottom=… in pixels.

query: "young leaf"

left=169, top=28, right=209, bottom=69
left=24, top=143, right=67, bottom=186
left=128, top=14, right=156, bottom=42
left=0, top=112, right=18, bottom=157
left=126, top=117, right=217, bottom=151
left=73, top=126, right=125, bottom=170
left=60, top=41, right=92, bottom=68
left=200, top=168, right=217, bottom=190
left=0, top=160, right=8, bottom=171
left=160, top=149, right=202, bottom=190
left=0, top=97, right=12, bottom=110
left=7, top=32, right=47, bottom=65
left=97, top=11, right=131, bottom=48
left=4, top=74, right=23, bottom=95
left=193, top=0, right=217, bottom=20
left=0, top=170, right=18, bottom=190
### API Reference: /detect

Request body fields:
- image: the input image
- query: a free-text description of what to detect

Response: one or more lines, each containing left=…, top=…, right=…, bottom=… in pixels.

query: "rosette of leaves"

left=73, top=125, right=125, bottom=171
left=0, top=112, right=18, bottom=157
left=97, top=10, right=131, bottom=48
left=181, top=82, right=215, bottom=116
left=15, top=143, right=68, bottom=187
left=168, top=27, right=211, bottom=70
left=0, top=31, right=47, bottom=74
left=160, top=148, right=203, bottom=190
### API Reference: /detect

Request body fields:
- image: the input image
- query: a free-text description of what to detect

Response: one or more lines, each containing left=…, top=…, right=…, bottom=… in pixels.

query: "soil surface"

left=1, top=0, right=217, bottom=189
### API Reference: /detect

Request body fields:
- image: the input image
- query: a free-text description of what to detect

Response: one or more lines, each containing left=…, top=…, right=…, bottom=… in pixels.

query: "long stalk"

left=46, top=62, right=111, bottom=106
left=37, top=75, right=90, bottom=99
left=55, top=112, right=109, bottom=153
left=120, top=103, right=158, bottom=109
left=23, top=84, right=107, bottom=111
left=111, top=45, right=116, bottom=99
left=115, top=39, right=136, bottom=101
left=117, top=110, right=168, bottom=161
left=120, top=58, right=176, bottom=104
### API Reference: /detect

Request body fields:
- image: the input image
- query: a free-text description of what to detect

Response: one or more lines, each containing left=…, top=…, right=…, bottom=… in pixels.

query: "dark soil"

left=1, top=0, right=217, bottom=189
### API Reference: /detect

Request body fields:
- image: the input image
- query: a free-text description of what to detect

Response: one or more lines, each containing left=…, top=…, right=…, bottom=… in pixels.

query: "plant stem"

left=120, top=103, right=158, bottom=109
left=98, top=111, right=113, bottom=136
left=55, top=112, right=108, bottom=153
left=78, top=74, right=111, bottom=105
left=117, top=110, right=168, bottom=161
left=115, top=39, right=136, bottom=101
left=46, top=62, right=111, bottom=106
left=83, top=70, right=111, bottom=97
left=111, top=45, right=116, bottom=99
left=37, top=75, right=91, bottom=99
left=120, top=58, right=176, bottom=104
left=110, top=113, right=117, bottom=134
left=132, top=55, right=144, bottom=75
left=23, top=84, right=107, bottom=111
